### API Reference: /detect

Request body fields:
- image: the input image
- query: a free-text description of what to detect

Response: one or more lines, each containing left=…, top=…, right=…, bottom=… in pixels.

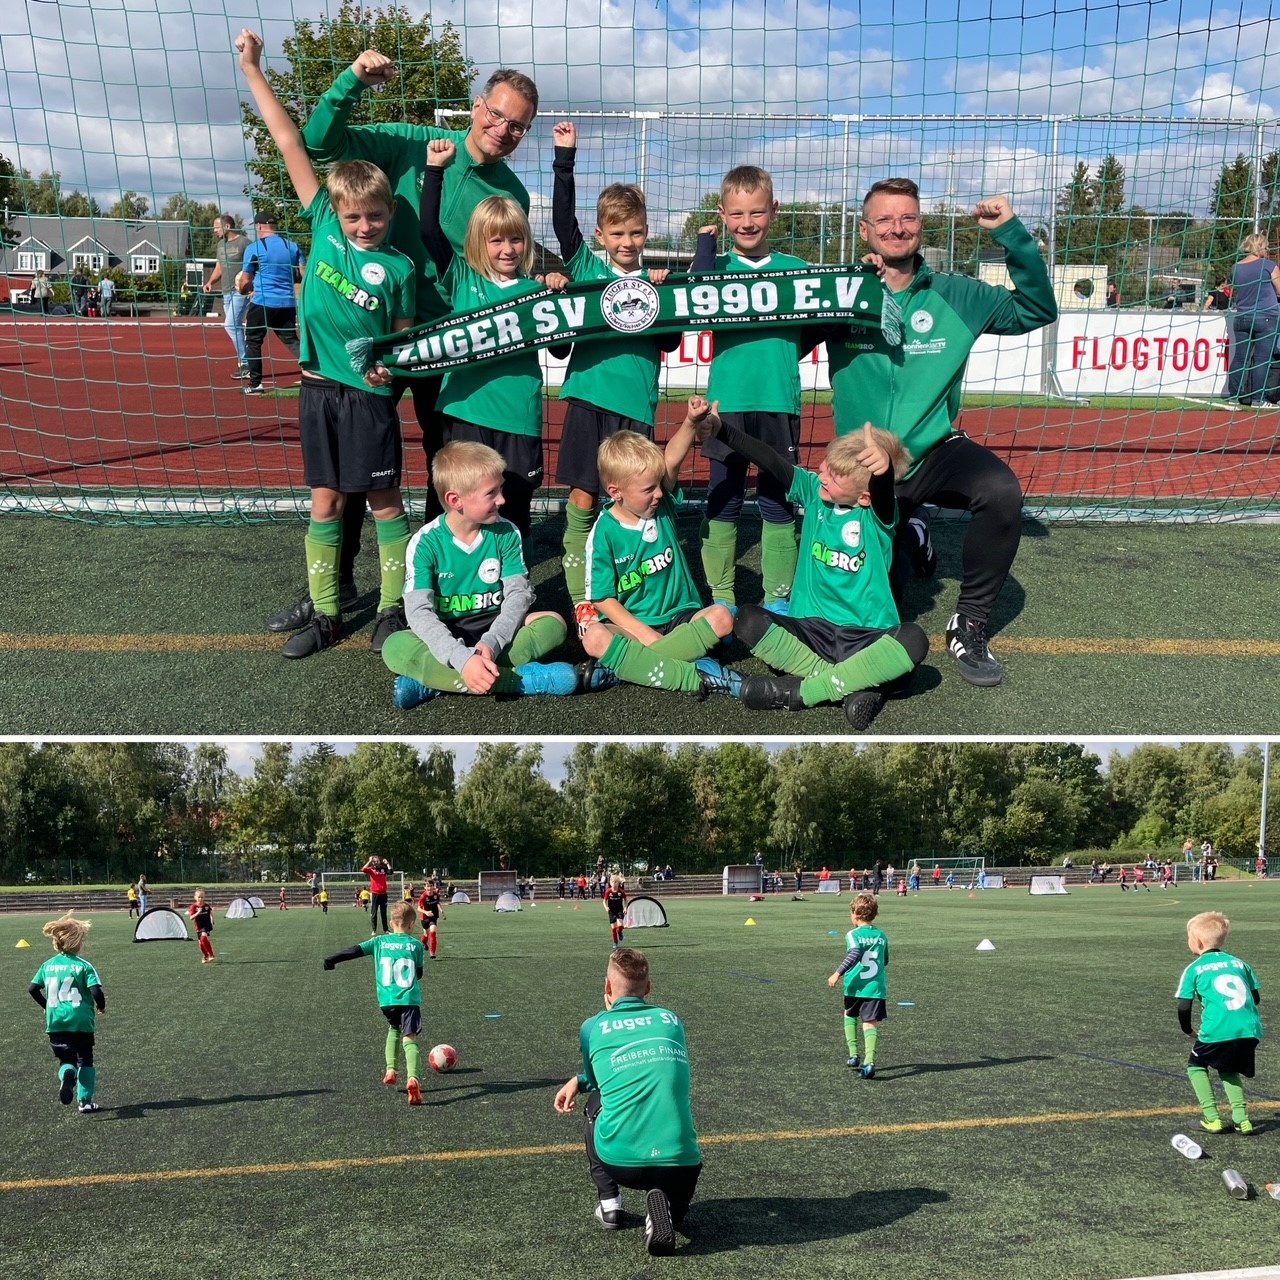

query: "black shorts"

left=299, top=376, right=403, bottom=493
left=442, top=419, right=543, bottom=490
left=608, top=909, right=625, bottom=924
left=556, top=399, right=653, bottom=492
left=843, top=997, right=887, bottom=1022
left=648, top=607, right=703, bottom=636
left=764, top=611, right=892, bottom=664
left=420, top=907, right=440, bottom=926
left=1189, top=1036, right=1257, bottom=1077
left=49, top=1031, right=96, bottom=1068
left=701, top=410, right=800, bottom=464
left=380, top=1004, right=423, bottom=1037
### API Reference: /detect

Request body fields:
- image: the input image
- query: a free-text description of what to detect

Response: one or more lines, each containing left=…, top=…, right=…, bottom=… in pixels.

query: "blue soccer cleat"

left=393, top=676, right=440, bottom=711
left=764, top=598, right=791, bottom=616
left=516, top=661, right=580, bottom=696
left=577, top=658, right=620, bottom=692
left=846, top=1055, right=860, bottom=1069
left=694, top=657, right=744, bottom=698
left=860, top=1062, right=876, bottom=1079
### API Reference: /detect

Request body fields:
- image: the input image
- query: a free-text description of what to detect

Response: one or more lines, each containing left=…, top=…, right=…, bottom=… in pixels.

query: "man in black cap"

left=235, top=211, right=305, bottom=396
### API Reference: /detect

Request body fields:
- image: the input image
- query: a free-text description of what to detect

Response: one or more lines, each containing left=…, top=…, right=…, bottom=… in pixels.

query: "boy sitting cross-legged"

left=382, top=441, right=579, bottom=710
left=699, top=411, right=929, bottom=729
left=579, top=396, right=741, bottom=698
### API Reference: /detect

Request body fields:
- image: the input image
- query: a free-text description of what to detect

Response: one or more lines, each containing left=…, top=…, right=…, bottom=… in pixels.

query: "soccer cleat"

left=281, top=611, right=342, bottom=659
left=574, top=601, right=600, bottom=638
left=763, top=598, right=791, bottom=616
left=59, top=1069, right=76, bottom=1106
left=393, top=676, right=440, bottom=712
left=370, top=604, right=408, bottom=654
left=694, top=657, right=744, bottom=698
left=846, top=1055, right=860, bottom=1069
left=908, top=514, right=938, bottom=577
left=382, top=1069, right=397, bottom=1086
left=515, top=661, right=580, bottom=696
left=644, top=1188, right=676, bottom=1256
left=741, top=673, right=805, bottom=711
left=945, top=612, right=1005, bottom=687
left=77, top=1101, right=101, bottom=1114
left=1199, top=1117, right=1226, bottom=1133
left=594, top=1202, right=625, bottom=1231
left=1237, top=1118, right=1256, bottom=1135
left=232, top=366, right=252, bottom=380
left=843, top=689, right=885, bottom=731
left=860, top=1063, right=876, bottom=1079
left=244, top=382, right=266, bottom=395
left=406, top=1077, right=423, bottom=1106
left=267, top=581, right=358, bottom=632
left=576, top=657, right=620, bottom=692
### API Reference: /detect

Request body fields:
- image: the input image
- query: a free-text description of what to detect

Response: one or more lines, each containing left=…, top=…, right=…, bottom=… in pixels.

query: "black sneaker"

left=576, top=657, right=620, bottom=693
left=908, top=514, right=937, bottom=577
left=843, top=689, right=885, bottom=730
left=282, top=612, right=342, bottom=659
left=594, top=1202, right=624, bottom=1231
left=371, top=604, right=408, bottom=653
left=644, top=1188, right=676, bottom=1256
left=266, top=582, right=358, bottom=633
left=945, top=612, right=1004, bottom=687
left=59, top=1069, right=76, bottom=1105
left=741, top=673, right=805, bottom=711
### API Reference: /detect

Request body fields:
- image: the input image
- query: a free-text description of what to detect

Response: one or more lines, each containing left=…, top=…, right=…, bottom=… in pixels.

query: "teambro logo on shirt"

left=600, top=277, right=660, bottom=333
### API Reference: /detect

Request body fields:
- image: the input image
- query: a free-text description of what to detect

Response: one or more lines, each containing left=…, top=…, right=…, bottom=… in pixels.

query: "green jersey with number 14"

left=31, top=954, right=102, bottom=1033
left=358, top=933, right=425, bottom=1008
left=1175, top=949, right=1262, bottom=1043
left=842, top=925, right=889, bottom=1000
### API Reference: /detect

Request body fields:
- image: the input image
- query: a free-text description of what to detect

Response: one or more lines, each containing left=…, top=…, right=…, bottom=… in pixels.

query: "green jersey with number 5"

left=31, top=954, right=102, bottom=1033
left=1175, top=949, right=1262, bottom=1043
left=358, top=934, right=425, bottom=1008
left=842, top=925, right=889, bottom=1000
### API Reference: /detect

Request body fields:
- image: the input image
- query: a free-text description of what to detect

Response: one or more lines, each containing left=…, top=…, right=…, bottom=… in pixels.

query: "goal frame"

left=321, top=870, right=407, bottom=901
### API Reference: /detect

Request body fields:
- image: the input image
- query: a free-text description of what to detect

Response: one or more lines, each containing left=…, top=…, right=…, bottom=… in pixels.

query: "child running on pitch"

left=421, top=138, right=570, bottom=536
left=382, top=441, right=580, bottom=709
left=699, top=410, right=928, bottom=728
left=237, top=30, right=416, bottom=661
left=323, top=899, right=428, bottom=1104
left=188, top=889, right=216, bottom=964
left=827, top=892, right=889, bottom=1079
left=548, top=121, right=680, bottom=623
left=28, top=912, right=106, bottom=1113
left=689, top=166, right=814, bottom=612
left=604, top=874, right=628, bottom=948
left=578, top=397, right=741, bottom=697
left=1176, top=910, right=1263, bottom=1134
left=417, top=881, right=443, bottom=959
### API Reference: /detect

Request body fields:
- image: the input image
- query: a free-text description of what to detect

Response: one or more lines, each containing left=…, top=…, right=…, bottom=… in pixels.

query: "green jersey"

left=404, top=514, right=527, bottom=627
left=297, top=191, right=416, bottom=395
left=788, top=466, right=899, bottom=629
left=31, top=954, right=102, bottom=1033
left=577, top=995, right=701, bottom=1167
left=436, top=259, right=547, bottom=436
left=302, top=67, right=531, bottom=323
left=703, top=248, right=810, bottom=414
left=560, top=242, right=665, bottom=425
left=358, top=933, right=425, bottom=1008
left=841, top=924, right=889, bottom=1000
left=1175, top=949, right=1263, bottom=1043
left=584, top=489, right=703, bottom=625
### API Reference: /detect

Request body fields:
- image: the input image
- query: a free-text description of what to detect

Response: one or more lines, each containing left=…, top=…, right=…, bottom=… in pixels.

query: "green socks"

left=601, top=633, right=704, bottom=693
left=798, top=635, right=914, bottom=708
left=760, top=519, right=798, bottom=607
left=76, top=1065, right=95, bottom=1103
left=383, top=615, right=568, bottom=693
left=843, top=1018, right=860, bottom=1057
left=1220, top=1072, right=1248, bottom=1124
left=562, top=501, right=596, bottom=606
left=752, top=619, right=828, bottom=678
left=1188, top=1066, right=1219, bottom=1119
left=649, top=616, right=719, bottom=662
left=862, top=1026, right=879, bottom=1066
left=700, top=518, right=738, bottom=605
left=385, top=1028, right=402, bottom=1072
left=403, top=1038, right=422, bottom=1082
left=374, top=513, right=411, bottom=612
left=508, top=614, right=567, bottom=666
left=305, top=518, right=342, bottom=617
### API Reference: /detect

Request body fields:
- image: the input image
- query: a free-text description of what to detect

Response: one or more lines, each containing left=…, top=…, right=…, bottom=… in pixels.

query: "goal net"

left=913, top=856, right=986, bottom=887
left=1029, top=875, right=1069, bottom=896
left=134, top=907, right=189, bottom=941
left=225, top=897, right=255, bottom=919
left=623, top=895, right=669, bottom=929
left=321, top=870, right=406, bottom=902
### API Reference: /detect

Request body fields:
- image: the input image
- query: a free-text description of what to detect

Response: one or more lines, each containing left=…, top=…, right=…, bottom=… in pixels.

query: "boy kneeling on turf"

left=578, top=396, right=741, bottom=698
left=383, top=441, right=579, bottom=709
left=700, top=409, right=929, bottom=729
left=237, top=30, right=415, bottom=661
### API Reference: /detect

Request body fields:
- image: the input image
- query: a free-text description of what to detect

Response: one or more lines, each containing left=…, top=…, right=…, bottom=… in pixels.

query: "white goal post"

left=1029, top=875, right=1069, bottom=895
left=321, top=870, right=407, bottom=902
left=910, top=855, right=986, bottom=886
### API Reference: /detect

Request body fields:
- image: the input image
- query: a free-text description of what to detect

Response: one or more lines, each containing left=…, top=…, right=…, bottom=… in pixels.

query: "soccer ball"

left=428, top=1043, right=458, bottom=1073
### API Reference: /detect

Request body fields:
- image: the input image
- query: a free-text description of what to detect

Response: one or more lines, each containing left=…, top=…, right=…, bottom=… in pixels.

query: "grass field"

left=2, top=884, right=1278, bottom=1280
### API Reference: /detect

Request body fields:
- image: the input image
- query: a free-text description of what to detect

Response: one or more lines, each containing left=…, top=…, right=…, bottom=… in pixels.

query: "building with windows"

left=1, top=214, right=194, bottom=283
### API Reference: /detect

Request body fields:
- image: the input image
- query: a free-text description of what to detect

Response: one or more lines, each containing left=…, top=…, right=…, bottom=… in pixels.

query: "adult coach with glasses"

left=264, top=54, right=542, bottom=642
left=824, top=178, right=1057, bottom=688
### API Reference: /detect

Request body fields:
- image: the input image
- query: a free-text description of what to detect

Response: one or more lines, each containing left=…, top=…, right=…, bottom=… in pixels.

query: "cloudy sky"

left=4, top=0, right=1280, bottom=238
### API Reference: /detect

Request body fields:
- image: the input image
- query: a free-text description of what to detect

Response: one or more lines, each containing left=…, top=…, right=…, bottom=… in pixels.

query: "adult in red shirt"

left=362, top=856, right=393, bottom=934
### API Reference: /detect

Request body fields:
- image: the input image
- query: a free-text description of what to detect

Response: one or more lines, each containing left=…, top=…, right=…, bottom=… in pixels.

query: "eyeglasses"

left=479, top=97, right=532, bottom=139
left=867, top=214, right=922, bottom=232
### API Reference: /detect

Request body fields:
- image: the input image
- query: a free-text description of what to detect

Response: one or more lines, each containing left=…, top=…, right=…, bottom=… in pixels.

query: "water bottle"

left=1265, top=1183, right=1280, bottom=1201
left=1171, top=1133, right=1202, bottom=1160
left=1222, top=1168, right=1250, bottom=1199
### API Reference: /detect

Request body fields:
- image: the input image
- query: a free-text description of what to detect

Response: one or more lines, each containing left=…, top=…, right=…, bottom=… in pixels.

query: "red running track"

left=1, top=317, right=1278, bottom=505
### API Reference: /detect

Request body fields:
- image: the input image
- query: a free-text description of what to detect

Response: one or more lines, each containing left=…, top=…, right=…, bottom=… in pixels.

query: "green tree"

left=228, top=742, right=299, bottom=876
left=679, top=193, right=721, bottom=248
left=345, top=742, right=449, bottom=866
left=17, top=170, right=101, bottom=218
left=107, top=191, right=150, bottom=220
left=158, top=193, right=223, bottom=257
left=685, top=742, right=774, bottom=864
left=241, top=0, right=473, bottom=233
left=1208, top=153, right=1255, bottom=279
left=454, top=744, right=559, bottom=871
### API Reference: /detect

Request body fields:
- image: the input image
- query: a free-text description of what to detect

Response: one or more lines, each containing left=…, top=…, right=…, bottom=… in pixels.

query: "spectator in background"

left=1204, top=277, right=1232, bottom=311
left=70, top=269, right=89, bottom=316
left=1105, top=280, right=1119, bottom=307
left=98, top=275, right=116, bottom=317
left=236, top=211, right=304, bottom=396
left=1225, top=233, right=1280, bottom=407
left=31, top=270, right=54, bottom=313
left=206, top=213, right=252, bottom=379
left=1183, top=837, right=1196, bottom=865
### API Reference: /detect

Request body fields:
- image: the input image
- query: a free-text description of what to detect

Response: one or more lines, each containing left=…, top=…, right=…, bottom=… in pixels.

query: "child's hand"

left=857, top=420, right=890, bottom=476
left=363, top=363, right=393, bottom=389
left=542, top=272, right=570, bottom=291
left=647, top=267, right=670, bottom=285
left=687, top=396, right=720, bottom=439
left=352, top=49, right=397, bottom=87
left=235, top=28, right=264, bottom=72
left=461, top=649, right=500, bottom=693
left=322, top=958, right=336, bottom=970
left=827, top=973, right=840, bottom=987
left=427, top=139, right=456, bottom=168
left=553, top=121, right=577, bottom=149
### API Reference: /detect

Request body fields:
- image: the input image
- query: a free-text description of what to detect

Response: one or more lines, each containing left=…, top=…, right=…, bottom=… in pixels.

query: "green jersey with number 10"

left=358, top=933, right=425, bottom=1008
left=842, top=925, right=889, bottom=1000
left=1175, top=949, right=1262, bottom=1043
left=31, top=954, right=102, bottom=1033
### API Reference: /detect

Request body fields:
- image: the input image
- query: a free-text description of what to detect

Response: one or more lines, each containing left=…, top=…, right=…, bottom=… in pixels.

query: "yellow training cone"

left=745, top=918, right=757, bottom=927
left=15, top=939, right=30, bottom=948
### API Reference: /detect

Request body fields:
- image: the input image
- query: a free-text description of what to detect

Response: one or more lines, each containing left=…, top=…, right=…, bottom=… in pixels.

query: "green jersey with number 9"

left=31, top=954, right=102, bottom=1033
left=1175, top=949, right=1262, bottom=1043
left=842, top=924, right=889, bottom=1000
left=358, top=933, right=425, bottom=1008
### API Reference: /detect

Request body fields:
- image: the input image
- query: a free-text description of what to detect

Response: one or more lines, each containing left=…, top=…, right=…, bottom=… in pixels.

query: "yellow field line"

left=0, top=1104, right=1197, bottom=1193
